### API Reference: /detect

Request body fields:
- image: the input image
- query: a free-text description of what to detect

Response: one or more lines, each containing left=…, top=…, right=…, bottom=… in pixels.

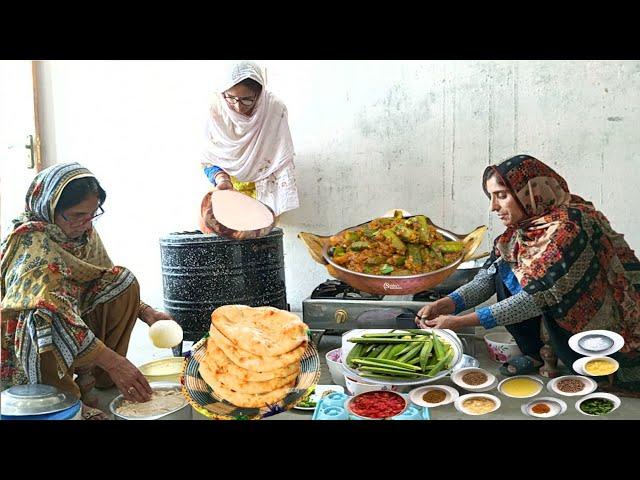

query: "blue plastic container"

left=1, top=400, right=82, bottom=420
left=312, top=394, right=430, bottom=420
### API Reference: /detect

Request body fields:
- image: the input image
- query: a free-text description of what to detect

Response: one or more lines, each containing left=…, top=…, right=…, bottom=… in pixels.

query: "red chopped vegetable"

left=349, top=391, right=405, bottom=418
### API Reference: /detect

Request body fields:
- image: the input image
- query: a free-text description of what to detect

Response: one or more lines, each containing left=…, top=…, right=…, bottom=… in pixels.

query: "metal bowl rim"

left=108, top=382, right=188, bottom=420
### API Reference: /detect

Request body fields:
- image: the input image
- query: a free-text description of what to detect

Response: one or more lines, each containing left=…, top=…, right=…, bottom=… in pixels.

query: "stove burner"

left=310, top=280, right=451, bottom=301
left=412, top=290, right=447, bottom=302
left=310, top=280, right=384, bottom=300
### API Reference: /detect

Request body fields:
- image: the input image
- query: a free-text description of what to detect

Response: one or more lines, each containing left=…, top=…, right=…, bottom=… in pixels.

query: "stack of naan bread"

left=199, top=305, right=309, bottom=408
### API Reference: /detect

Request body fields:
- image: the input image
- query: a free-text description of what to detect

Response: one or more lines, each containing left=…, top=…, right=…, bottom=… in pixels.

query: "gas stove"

left=302, top=279, right=478, bottom=354
left=303, top=279, right=455, bottom=330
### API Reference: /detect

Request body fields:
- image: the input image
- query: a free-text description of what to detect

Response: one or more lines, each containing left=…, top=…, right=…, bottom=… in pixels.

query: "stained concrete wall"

left=30, top=60, right=640, bottom=312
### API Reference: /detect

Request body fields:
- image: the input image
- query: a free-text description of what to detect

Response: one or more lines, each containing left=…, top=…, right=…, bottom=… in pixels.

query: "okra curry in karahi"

left=327, top=211, right=464, bottom=276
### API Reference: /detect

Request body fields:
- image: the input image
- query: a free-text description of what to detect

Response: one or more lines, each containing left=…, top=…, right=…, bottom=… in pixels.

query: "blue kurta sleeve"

left=204, top=165, right=224, bottom=185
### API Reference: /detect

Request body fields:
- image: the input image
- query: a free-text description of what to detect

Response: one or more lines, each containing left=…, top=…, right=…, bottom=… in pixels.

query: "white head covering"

left=219, top=60, right=265, bottom=92
left=201, top=60, right=299, bottom=216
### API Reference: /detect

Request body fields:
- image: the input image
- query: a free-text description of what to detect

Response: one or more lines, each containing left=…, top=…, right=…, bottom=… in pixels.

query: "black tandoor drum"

left=159, top=228, right=287, bottom=342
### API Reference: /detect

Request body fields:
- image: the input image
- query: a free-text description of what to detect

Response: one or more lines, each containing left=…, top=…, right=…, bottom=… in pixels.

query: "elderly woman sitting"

left=1, top=162, right=177, bottom=419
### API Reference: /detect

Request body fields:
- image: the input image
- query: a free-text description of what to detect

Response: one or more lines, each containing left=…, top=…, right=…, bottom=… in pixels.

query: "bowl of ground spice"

left=451, top=367, right=497, bottom=392
left=455, top=393, right=501, bottom=416
left=547, top=375, right=597, bottom=397
left=409, top=385, right=459, bottom=408
left=521, top=396, right=567, bottom=418
left=575, top=392, right=621, bottom=417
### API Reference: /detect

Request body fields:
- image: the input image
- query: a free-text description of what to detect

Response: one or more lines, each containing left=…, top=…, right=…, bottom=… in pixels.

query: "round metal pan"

left=300, top=217, right=487, bottom=295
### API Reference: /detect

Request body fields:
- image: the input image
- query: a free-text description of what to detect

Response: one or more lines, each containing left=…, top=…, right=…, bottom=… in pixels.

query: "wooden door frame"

left=31, top=60, right=43, bottom=172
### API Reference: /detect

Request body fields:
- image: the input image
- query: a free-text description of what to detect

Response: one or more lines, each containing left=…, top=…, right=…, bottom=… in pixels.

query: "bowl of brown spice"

left=547, top=375, right=597, bottom=397
left=451, top=367, right=497, bottom=392
left=409, top=385, right=459, bottom=408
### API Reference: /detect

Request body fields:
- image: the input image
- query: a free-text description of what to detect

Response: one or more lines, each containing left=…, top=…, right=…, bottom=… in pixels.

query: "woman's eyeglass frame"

left=60, top=205, right=105, bottom=224
left=222, top=93, right=258, bottom=107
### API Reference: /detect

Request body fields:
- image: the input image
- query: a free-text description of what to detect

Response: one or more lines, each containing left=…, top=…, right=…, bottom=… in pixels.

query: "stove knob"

left=334, top=309, right=348, bottom=324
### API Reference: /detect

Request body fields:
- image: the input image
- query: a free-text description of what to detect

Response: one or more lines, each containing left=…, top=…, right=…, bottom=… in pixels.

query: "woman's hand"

left=415, top=297, right=455, bottom=328
left=216, top=180, right=234, bottom=190
left=95, top=348, right=152, bottom=402
left=214, top=172, right=234, bottom=191
left=415, top=303, right=440, bottom=328
left=141, top=307, right=174, bottom=327
left=423, top=315, right=461, bottom=331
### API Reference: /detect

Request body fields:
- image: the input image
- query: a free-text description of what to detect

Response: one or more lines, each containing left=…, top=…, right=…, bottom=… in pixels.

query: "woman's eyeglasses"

left=60, top=205, right=104, bottom=224
left=223, top=93, right=257, bottom=107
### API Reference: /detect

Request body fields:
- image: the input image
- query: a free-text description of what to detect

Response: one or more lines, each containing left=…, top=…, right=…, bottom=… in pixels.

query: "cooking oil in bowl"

left=139, top=357, right=183, bottom=383
left=499, top=376, right=542, bottom=398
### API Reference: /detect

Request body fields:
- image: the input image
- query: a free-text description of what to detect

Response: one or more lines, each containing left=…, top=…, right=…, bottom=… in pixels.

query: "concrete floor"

left=94, top=320, right=640, bottom=420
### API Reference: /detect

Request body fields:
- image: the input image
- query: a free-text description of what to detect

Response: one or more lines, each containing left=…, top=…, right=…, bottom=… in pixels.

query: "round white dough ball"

left=149, top=320, right=183, bottom=348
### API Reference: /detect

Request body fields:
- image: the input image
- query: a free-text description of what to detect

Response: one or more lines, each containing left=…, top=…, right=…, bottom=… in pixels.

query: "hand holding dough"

left=149, top=320, right=184, bottom=348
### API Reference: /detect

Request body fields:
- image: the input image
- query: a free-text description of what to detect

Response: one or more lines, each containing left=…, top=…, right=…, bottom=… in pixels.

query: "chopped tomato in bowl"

left=345, top=390, right=407, bottom=420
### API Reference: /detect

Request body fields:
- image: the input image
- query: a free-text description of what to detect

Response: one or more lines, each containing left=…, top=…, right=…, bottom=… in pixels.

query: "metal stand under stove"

left=303, top=280, right=478, bottom=356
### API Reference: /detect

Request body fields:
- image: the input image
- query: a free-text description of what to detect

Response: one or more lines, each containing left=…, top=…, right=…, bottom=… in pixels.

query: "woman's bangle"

left=139, top=301, right=152, bottom=318
left=215, top=173, right=231, bottom=186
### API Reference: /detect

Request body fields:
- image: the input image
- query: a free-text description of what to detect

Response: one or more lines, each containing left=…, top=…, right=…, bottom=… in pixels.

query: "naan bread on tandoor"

left=212, top=305, right=308, bottom=357
left=199, top=360, right=296, bottom=408
left=209, top=324, right=306, bottom=372
left=205, top=340, right=300, bottom=382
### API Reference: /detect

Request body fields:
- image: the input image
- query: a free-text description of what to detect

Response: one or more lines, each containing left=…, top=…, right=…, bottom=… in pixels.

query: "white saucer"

left=454, top=393, right=501, bottom=416
left=409, top=385, right=459, bottom=408
left=568, top=330, right=624, bottom=357
left=572, top=356, right=619, bottom=377
left=450, top=367, right=497, bottom=392
left=575, top=392, right=621, bottom=416
left=497, top=375, right=544, bottom=399
left=547, top=375, right=597, bottom=397
left=521, top=396, right=567, bottom=418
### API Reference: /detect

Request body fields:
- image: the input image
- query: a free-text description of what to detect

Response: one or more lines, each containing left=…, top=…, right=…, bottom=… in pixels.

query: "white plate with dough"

left=568, top=330, right=624, bottom=357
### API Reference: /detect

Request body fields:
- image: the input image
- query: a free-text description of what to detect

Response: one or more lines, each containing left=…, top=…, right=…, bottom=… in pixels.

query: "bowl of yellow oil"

left=138, top=357, right=184, bottom=383
left=497, top=375, right=544, bottom=399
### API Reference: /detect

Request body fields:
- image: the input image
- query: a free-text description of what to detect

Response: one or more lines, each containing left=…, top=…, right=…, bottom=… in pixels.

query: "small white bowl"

left=568, top=330, right=624, bottom=357
left=325, top=348, right=347, bottom=387
left=573, top=356, right=620, bottom=377
left=409, top=385, right=459, bottom=408
left=546, top=375, right=597, bottom=397
left=454, top=393, right=501, bottom=416
left=497, top=375, right=544, bottom=399
left=344, top=376, right=404, bottom=396
left=451, top=367, right=496, bottom=392
left=521, top=397, right=567, bottom=419
left=575, top=392, right=621, bottom=417
left=483, top=332, right=522, bottom=363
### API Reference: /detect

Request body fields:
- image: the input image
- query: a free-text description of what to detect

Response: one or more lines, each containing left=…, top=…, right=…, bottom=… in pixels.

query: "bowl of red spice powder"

left=521, top=397, right=567, bottom=418
left=345, top=390, right=408, bottom=420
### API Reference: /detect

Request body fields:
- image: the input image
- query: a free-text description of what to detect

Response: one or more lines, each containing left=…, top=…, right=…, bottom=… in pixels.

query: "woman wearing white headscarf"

left=200, top=61, right=299, bottom=221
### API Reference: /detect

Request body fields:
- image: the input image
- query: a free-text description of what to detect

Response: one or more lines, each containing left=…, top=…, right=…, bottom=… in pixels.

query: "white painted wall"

left=23, top=60, right=640, bottom=312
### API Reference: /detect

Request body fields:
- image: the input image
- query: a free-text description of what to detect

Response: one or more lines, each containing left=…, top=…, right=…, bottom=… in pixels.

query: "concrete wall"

left=28, top=60, right=640, bottom=312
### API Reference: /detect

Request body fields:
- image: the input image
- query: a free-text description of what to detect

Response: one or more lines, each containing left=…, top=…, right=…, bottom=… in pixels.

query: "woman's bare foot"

left=505, top=356, right=543, bottom=374
left=75, top=370, right=98, bottom=407
left=81, top=403, right=110, bottom=420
